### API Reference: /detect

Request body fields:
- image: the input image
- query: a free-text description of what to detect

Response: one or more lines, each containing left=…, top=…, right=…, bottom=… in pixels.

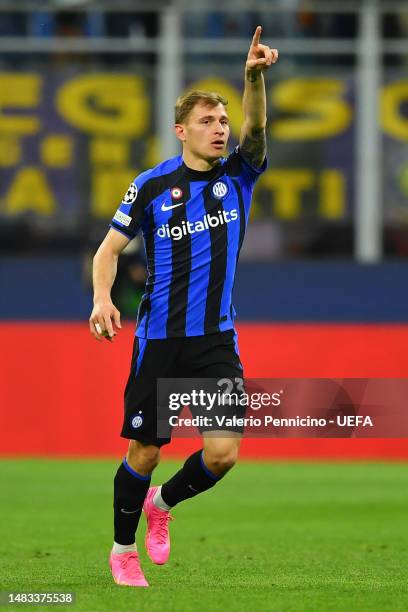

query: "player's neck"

left=182, top=150, right=221, bottom=172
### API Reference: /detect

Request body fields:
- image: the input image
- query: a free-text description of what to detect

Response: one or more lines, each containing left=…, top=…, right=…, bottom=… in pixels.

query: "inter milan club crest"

left=131, top=411, right=144, bottom=429
left=212, top=181, right=229, bottom=199
left=122, top=183, right=138, bottom=204
left=171, top=187, right=183, bottom=200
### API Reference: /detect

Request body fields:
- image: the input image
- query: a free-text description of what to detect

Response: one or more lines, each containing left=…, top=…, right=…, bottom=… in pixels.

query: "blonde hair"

left=175, top=90, right=228, bottom=124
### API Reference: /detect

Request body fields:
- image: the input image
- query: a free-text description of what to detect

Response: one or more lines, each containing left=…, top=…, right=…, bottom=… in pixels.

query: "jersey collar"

left=181, top=160, right=223, bottom=181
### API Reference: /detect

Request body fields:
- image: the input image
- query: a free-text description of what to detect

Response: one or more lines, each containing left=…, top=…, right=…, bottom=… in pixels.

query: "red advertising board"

left=1, top=322, right=407, bottom=460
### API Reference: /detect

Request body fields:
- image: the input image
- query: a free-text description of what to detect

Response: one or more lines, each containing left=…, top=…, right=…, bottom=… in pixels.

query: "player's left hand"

left=246, top=26, right=278, bottom=78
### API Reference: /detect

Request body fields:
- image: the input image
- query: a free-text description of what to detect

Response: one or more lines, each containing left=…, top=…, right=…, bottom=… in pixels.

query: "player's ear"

left=174, top=123, right=186, bottom=143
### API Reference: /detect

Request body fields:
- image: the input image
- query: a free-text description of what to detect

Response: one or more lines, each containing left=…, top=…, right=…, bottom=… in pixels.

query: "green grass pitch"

left=1, top=459, right=407, bottom=611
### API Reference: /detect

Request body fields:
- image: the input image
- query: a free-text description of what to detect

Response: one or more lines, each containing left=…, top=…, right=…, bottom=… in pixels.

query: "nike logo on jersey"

left=161, top=202, right=184, bottom=211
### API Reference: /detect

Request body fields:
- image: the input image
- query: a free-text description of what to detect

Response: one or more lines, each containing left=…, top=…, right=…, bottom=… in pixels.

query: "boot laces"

left=155, top=512, right=174, bottom=543
left=120, top=552, right=138, bottom=570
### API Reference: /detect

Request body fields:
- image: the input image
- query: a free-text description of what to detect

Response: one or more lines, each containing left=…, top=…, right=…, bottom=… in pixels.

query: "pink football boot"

left=143, top=487, right=173, bottom=565
left=109, top=551, right=149, bottom=587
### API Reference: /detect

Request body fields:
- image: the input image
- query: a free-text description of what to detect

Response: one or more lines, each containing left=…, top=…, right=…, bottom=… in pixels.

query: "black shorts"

left=122, top=330, right=245, bottom=446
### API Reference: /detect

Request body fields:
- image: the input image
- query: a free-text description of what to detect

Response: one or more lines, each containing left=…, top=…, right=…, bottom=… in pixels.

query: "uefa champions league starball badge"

left=123, top=183, right=138, bottom=204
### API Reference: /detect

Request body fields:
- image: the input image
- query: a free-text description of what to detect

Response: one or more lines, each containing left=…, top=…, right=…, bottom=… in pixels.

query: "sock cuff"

left=200, top=451, right=220, bottom=481
left=122, top=457, right=151, bottom=481
left=112, top=542, right=137, bottom=554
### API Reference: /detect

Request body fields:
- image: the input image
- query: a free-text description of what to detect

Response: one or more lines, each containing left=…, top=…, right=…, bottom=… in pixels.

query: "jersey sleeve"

left=225, top=145, right=267, bottom=187
left=110, top=177, right=148, bottom=239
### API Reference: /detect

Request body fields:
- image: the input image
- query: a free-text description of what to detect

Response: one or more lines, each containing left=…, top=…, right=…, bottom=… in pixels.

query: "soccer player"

left=89, top=26, right=278, bottom=587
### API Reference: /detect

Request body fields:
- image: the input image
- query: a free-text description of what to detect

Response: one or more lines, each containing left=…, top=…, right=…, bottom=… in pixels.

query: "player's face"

left=175, top=102, right=230, bottom=162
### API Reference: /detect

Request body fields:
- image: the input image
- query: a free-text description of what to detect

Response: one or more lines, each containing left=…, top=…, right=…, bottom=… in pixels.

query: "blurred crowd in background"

left=0, top=0, right=408, bottom=38
left=0, top=2, right=407, bottom=42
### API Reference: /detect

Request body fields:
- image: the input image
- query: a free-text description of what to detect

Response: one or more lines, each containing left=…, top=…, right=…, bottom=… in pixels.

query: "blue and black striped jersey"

left=110, top=146, right=266, bottom=339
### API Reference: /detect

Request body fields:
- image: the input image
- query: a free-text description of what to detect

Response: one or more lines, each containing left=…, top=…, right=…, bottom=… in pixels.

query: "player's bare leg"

left=201, top=433, right=241, bottom=476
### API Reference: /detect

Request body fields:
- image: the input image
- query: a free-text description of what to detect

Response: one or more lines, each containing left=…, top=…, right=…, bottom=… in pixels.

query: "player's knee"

left=127, top=440, right=160, bottom=474
left=205, top=445, right=239, bottom=473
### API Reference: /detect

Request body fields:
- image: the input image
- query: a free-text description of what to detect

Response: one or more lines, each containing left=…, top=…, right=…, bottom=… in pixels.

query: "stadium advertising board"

left=0, top=71, right=408, bottom=231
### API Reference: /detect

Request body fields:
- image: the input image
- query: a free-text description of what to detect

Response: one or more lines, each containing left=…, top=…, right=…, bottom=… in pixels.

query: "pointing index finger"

left=252, top=25, right=262, bottom=47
